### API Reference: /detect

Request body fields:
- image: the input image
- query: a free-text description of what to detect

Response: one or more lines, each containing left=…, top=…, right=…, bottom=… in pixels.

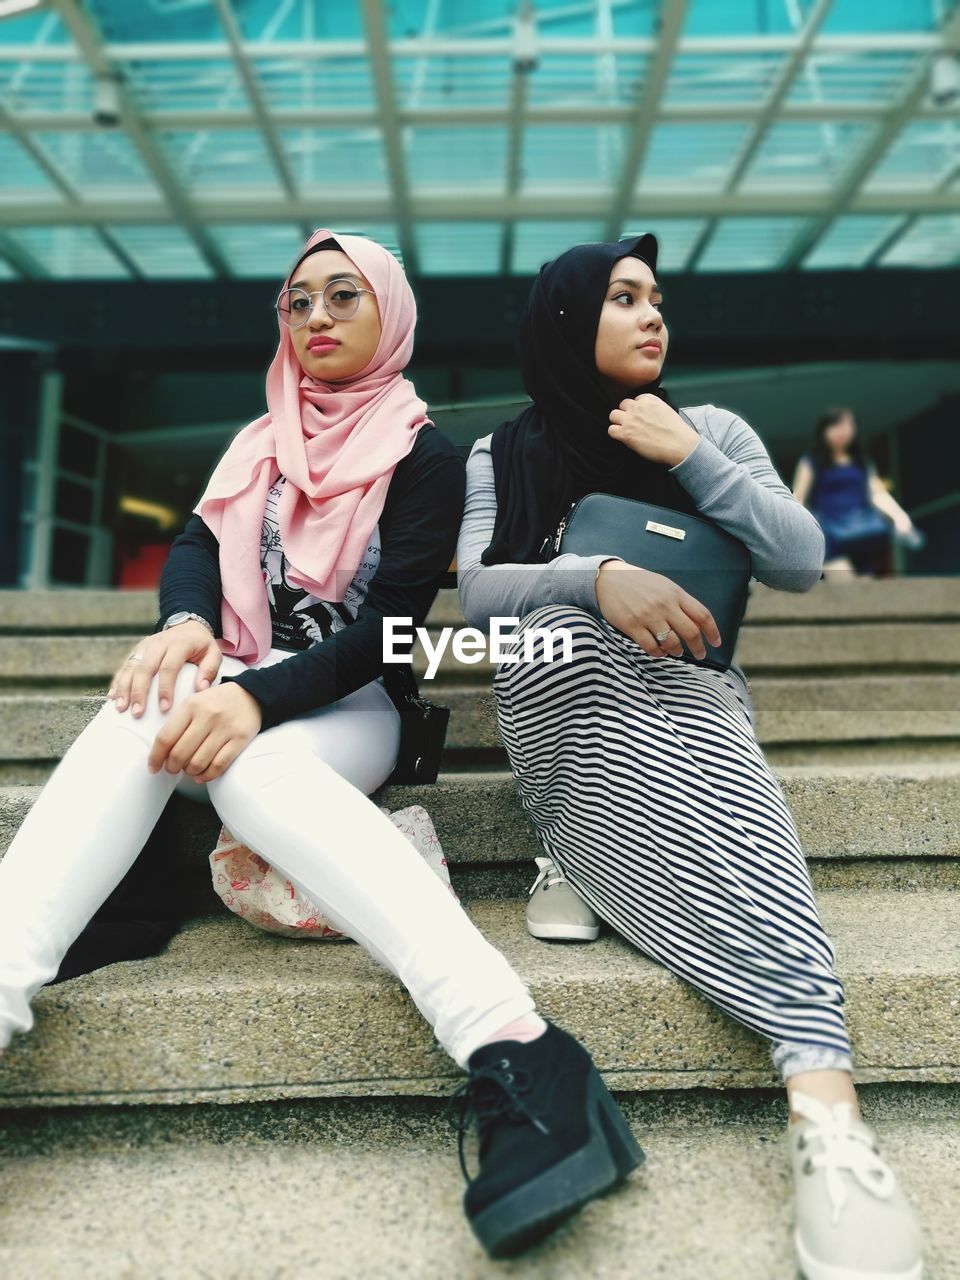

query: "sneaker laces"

left=791, top=1090, right=896, bottom=1226
left=529, top=855, right=567, bottom=895
left=447, top=1057, right=550, bottom=1182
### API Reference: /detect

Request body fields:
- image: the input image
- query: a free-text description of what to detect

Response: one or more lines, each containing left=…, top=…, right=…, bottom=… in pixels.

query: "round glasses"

left=275, top=277, right=376, bottom=328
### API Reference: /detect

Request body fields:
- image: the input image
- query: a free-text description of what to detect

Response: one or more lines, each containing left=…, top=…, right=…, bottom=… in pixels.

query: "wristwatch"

left=162, top=610, right=215, bottom=636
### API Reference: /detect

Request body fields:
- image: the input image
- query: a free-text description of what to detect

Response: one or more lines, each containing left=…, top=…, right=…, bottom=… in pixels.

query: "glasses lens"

left=323, top=279, right=361, bottom=319
left=276, top=287, right=312, bottom=327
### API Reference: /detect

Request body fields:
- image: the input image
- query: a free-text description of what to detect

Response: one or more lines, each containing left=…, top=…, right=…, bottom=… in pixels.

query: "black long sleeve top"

left=156, top=424, right=465, bottom=732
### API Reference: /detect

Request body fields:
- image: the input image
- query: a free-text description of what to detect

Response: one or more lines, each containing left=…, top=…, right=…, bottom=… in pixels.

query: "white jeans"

left=0, top=649, right=535, bottom=1066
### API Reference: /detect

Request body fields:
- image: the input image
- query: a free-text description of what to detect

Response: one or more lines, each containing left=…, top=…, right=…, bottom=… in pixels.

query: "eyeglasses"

left=275, top=277, right=376, bottom=328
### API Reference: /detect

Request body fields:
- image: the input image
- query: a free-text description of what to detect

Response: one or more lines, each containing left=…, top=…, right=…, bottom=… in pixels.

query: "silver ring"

left=654, top=628, right=673, bottom=644
left=127, top=653, right=145, bottom=662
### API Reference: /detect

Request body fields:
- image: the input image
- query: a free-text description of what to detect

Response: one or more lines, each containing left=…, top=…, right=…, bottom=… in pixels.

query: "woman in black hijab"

left=481, top=232, right=701, bottom=568
left=458, top=234, right=922, bottom=1280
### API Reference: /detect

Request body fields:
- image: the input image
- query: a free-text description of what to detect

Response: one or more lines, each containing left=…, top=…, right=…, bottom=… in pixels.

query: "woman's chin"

left=297, top=350, right=351, bottom=379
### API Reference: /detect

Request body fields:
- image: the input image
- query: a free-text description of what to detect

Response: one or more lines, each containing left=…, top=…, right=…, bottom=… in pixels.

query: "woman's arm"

left=221, top=429, right=465, bottom=731
left=457, top=435, right=621, bottom=631
left=667, top=405, right=825, bottom=593
left=792, top=455, right=815, bottom=507
left=867, top=470, right=913, bottom=533
left=155, top=513, right=223, bottom=635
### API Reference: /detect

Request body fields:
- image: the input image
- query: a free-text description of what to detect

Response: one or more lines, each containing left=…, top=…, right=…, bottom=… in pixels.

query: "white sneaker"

left=526, top=856, right=600, bottom=942
left=788, top=1090, right=924, bottom=1280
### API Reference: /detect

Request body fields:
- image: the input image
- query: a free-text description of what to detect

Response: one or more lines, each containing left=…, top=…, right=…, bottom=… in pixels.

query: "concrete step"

left=9, top=738, right=960, bottom=785
left=1, top=577, right=958, bottom=635
left=3, top=620, right=959, bottom=688
left=0, top=890, right=957, bottom=1108
left=0, top=1086, right=956, bottom=1279
left=3, top=763, right=958, bottom=868
left=3, top=764, right=959, bottom=921
left=3, top=763, right=959, bottom=919
left=1, top=676, right=958, bottom=770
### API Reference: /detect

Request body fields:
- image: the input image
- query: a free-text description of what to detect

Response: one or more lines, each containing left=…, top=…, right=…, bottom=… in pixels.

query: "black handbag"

left=380, top=660, right=451, bottom=785
left=548, top=491, right=752, bottom=672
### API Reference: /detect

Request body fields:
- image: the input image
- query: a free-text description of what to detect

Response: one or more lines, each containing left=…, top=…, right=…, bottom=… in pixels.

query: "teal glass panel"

left=9, top=226, right=129, bottom=278
left=415, top=221, right=502, bottom=274
left=697, top=217, right=808, bottom=271
left=106, top=224, right=214, bottom=278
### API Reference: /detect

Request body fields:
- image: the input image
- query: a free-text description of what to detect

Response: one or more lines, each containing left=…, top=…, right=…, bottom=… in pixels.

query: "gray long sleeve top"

left=456, top=402, right=827, bottom=728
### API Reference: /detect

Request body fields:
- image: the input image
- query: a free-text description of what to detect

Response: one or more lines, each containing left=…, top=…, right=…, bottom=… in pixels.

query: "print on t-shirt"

left=260, top=475, right=381, bottom=652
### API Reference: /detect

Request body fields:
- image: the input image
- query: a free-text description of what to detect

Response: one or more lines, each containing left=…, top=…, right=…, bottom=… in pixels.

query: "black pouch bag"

left=550, top=491, right=752, bottom=672
left=381, top=660, right=451, bottom=785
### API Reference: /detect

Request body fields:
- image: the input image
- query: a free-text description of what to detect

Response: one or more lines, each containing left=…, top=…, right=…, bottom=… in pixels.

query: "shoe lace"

left=792, top=1090, right=896, bottom=1226
left=447, top=1056, right=550, bottom=1182
left=529, top=855, right=567, bottom=895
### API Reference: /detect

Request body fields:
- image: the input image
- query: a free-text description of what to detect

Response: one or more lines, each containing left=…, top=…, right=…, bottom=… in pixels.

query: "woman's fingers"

left=194, top=639, right=223, bottom=693
left=125, top=646, right=164, bottom=717
left=156, top=645, right=191, bottom=712
left=597, top=564, right=722, bottom=661
left=107, top=658, right=131, bottom=705
left=111, top=644, right=159, bottom=714
left=147, top=703, right=209, bottom=774
left=194, top=739, right=241, bottom=784
left=182, top=730, right=224, bottom=778
left=663, top=610, right=710, bottom=660
left=676, top=591, right=722, bottom=648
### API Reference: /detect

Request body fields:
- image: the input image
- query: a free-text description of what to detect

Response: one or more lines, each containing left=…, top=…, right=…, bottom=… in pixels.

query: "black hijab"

left=480, top=233, right=701, bottom=566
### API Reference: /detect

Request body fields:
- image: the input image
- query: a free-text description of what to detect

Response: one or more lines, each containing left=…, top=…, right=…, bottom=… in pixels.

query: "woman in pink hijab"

left=0, top=231, right=642, bottom=1259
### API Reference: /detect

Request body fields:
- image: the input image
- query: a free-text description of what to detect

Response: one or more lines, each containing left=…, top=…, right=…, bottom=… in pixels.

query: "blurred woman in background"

left=792, top=407, right=923, bottom=579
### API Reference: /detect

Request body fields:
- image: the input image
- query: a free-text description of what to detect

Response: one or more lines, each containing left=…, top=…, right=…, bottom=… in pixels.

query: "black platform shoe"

left=449, top=1020, right=644, bottom=1258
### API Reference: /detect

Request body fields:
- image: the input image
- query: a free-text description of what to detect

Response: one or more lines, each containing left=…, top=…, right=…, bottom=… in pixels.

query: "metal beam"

left=0, top=99, right=141, bottom=278
left=500, top=2, right=535, bottom=275
left=48, top=0, right=231, bottom=278
left=605, top=0, right=689, bottom=240
left=1, top=188, right=957, bottom=230
left=0, top=228, right=45, bottom=276
left=359, top=0, right=417, bottom=273
left=777, top=5, right=960, bottom=269
left=209, top=0, right=308, bottom=239
left=686, top=0, right=834, bottom=271
left=0, top=33, right=953, bottom=60
left=5, top=99, right=960, bottom=133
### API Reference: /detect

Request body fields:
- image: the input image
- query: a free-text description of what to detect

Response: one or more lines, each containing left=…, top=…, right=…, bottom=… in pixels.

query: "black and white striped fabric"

left=493, top=604, right=852, bottom=1064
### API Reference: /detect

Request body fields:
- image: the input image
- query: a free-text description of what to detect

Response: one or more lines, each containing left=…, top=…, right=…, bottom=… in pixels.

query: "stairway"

left=0, top=578, right=958, bottom=1279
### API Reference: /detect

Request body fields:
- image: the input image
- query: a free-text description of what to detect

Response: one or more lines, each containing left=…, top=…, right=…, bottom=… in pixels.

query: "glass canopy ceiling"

left=0, top=0, right=957, bottom=279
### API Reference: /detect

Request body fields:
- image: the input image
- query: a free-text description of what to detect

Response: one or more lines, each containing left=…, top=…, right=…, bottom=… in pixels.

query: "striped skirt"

left=492, top=604, right=853, bottom=1076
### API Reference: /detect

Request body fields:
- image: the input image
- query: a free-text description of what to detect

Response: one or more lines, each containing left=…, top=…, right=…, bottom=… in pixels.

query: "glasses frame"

left=275, top=276, right=376, bottom=329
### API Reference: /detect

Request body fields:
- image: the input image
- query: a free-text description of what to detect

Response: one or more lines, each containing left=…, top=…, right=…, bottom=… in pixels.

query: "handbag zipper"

left=540, top=500, right=579, bottom=558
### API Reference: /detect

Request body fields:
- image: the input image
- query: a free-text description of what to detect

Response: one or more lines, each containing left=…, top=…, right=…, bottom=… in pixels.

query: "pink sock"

left=478, top=1013, right=548, bottom=1048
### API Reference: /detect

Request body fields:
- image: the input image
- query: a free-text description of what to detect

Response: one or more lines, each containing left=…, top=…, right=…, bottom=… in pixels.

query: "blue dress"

left=804, top=455, right=890, bottom=561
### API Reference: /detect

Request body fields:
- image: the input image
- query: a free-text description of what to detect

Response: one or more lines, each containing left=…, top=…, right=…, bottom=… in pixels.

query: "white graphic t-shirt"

left=260, top=475, right=381, bottom=652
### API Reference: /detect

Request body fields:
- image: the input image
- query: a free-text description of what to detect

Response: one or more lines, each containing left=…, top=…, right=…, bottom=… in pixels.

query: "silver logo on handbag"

left=645, top=520, right=686, bottom=540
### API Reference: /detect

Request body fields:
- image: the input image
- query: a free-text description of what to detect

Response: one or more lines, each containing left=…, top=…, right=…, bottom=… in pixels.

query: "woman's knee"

left=90, top=659, right=206, bottom=746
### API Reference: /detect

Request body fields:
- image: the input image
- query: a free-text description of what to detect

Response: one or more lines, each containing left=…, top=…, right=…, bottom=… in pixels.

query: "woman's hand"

left=595, top=559, right=722, bottom=660
left=607, top=394, right=700, bottom=467
left=147, top=683, right=263, bottom=783
left=108, top=621, right=222, bottom=717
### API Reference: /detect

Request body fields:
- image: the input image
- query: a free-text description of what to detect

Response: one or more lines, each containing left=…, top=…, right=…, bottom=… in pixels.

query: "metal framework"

left=0, top=0, right=957, bottom=278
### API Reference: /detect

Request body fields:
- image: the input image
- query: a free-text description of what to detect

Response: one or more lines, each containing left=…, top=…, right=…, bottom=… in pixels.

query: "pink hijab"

left=194, top=228, right=431, bottom=662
